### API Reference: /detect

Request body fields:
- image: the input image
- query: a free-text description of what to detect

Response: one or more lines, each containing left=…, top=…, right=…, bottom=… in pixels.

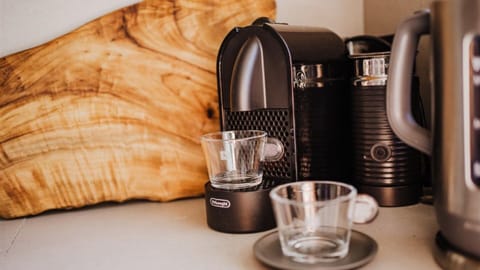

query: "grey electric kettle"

left=387, top=0, right=480, bottom=259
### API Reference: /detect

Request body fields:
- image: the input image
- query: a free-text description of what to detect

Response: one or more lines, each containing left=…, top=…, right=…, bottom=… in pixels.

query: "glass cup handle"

left=353, top=194, right=379, bottom=224
left=264, top=137, right=284, bottom=162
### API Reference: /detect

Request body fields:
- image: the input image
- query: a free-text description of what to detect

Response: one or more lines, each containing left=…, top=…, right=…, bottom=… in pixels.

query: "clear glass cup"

left=269, top=181, right=378, bottom=263
left=200, top=130, right=283, bottom=190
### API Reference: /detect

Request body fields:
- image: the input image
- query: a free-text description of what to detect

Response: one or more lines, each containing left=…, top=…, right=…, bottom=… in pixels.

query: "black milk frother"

left=346, top=35, right=428, bottom=206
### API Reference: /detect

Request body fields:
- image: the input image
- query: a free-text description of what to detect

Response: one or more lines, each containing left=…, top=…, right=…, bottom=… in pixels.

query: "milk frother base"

left=204, top=181, right=277, bottom=233
left=357, top=184, right=421, bottom=206
left=434, top=231, right=480, bottom=270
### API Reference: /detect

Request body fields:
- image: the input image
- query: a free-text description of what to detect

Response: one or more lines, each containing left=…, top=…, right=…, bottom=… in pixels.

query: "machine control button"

left=370, top=143, right=392, bottom=162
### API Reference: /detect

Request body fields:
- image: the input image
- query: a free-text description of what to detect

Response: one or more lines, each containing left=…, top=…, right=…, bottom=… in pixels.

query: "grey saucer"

left=253, top=230, right=378, bottom=270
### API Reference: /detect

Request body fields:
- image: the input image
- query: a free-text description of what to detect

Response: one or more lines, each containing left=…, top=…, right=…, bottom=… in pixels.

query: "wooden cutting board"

left=0, top=0, right=276, bottom=219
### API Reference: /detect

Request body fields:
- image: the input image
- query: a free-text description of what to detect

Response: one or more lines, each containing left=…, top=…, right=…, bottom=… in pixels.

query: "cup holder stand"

left=204, top=180, right=279, bottom=233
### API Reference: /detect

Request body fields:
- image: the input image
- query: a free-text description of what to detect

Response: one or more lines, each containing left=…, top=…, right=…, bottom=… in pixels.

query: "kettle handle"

left=386, top=10, right=432, bottom=155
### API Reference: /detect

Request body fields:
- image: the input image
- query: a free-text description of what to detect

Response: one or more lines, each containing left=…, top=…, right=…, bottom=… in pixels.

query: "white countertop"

left=0, top=197, right=440, bottom=270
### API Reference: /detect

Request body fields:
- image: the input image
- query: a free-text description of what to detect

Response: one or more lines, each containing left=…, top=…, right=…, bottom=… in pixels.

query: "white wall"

left=364, top=0, right=432, bottom=35
left=276, top=0, right=363, bottom=38
left=0, top=0, right=141, bottom=57
left=0, top=0, right=364, bottom=57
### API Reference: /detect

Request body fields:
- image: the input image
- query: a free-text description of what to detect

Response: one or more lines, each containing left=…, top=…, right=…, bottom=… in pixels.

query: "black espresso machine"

left=205, top=18, right=351, bottom=233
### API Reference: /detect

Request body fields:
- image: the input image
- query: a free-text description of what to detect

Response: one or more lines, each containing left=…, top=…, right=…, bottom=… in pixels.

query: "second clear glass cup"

left=200, top=130, right=284, bottom=190
left=269, top=181, right=378, bottom=263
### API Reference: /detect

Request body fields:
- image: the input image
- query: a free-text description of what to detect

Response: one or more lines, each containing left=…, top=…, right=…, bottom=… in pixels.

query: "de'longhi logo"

left=209, top=198, right=231, bottom=208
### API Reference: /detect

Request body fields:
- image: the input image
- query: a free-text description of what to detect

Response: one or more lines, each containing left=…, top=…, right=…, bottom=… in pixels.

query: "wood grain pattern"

left=0, top=0, right=276, bottom=218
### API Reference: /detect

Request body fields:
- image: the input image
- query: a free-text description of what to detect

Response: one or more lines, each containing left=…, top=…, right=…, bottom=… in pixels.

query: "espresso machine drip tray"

left=434, top=232, right=480, bottom=269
